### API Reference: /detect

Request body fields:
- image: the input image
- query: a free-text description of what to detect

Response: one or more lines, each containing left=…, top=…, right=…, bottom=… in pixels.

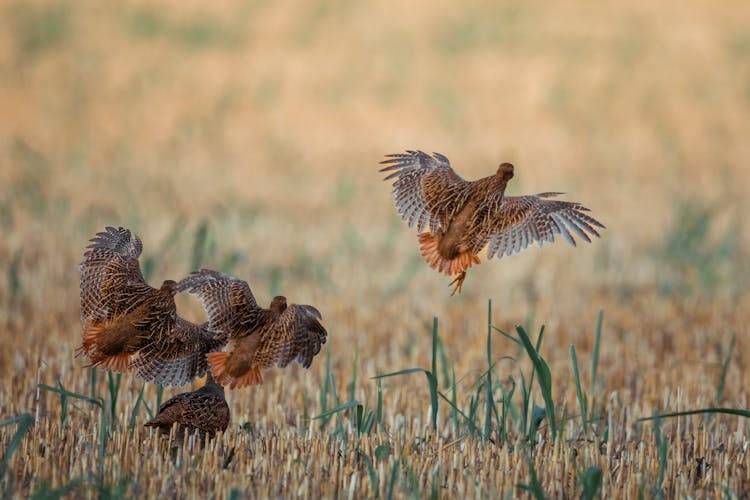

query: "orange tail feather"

left=78, top=320, right=106, bottom=357
left=418, top=233, right=480, bottom=276
left=96, top=352, right=131, bottom=372
left=230, top=367, right=263, bottom=389
left=207, top=352, right=234, bottom=387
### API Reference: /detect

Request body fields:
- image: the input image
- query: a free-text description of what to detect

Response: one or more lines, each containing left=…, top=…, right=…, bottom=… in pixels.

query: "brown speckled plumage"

left=78, top=227, right=224, bottom=386
left=381, top=151, right=605, bottom=294
left=179, top=269, right=328, bottom=390
left=144, top=372, right=229, bottom=440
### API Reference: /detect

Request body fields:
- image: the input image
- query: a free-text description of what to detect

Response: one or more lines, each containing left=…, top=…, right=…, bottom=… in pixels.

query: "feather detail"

left=230, top=367, right=263, bottom=389
left=418, top=232, right=480, bottom=277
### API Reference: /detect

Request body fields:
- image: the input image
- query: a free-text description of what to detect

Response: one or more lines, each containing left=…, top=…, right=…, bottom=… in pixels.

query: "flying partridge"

left=179, top=269, right=328, bottom=390
left=380, top=151, right=605, bottom=294
left=78, top=226, right=224, bottom=386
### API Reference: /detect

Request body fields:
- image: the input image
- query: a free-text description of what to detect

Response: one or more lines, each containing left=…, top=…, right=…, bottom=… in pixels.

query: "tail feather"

left=230, top=367, right=263, bottom=389
left=96, top=352, right=131, bottom=372
left=207, top=351, right=263, bottom=389
left=418, top=233, right=479, bottom=276
left=78, top=320, right=106, bottom=357
left=206, top=352, right=233, bottom=387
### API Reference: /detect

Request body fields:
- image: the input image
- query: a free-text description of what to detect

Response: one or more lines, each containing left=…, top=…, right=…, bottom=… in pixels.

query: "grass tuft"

left=1, top=412, right=33, bottom=490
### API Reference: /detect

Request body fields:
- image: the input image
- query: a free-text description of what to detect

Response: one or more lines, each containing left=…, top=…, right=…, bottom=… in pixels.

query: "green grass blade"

left=484, top=299, right=494, bottom=440
left=142, top=400, right=153, bottom=420
left=327, top=372, right=345, bottom=437
left=438, top=390, right=478, bottom=435
left=358, top=449, right=379, bottom=498
left=570, top=344, right=587, bottom=434
left=319, top=347, right=331, bottom=430
left=30, top=477, right=84, bottom=499
left=581, top=466, right=603, bottom=500
left=450, top=366, right=458, bottom=434
left=128, top=382, right=147, bottom=430
left=0, top=413, right=33, bottom=481
left=519, top=372, right=530, bottom=435
left=107, top=371, right=122, bottom=426
left=37, top=384, right=103, bottom=408
left=492, top=325, right=521, bottom=346
left=590, top=309, right=603, bottom=397
left=374, top=367, right=429, bottom=379
left=516, top=325, right=557, bottom=437
left=430, top=317, right=439, bottom=431
left=57, top=378, right=68, bottom=428
left=637, top=407, right=750, bottom=420
left=376, top=376, right=383, bottom=431
left=89, top=367, right=97, bottom=400
left=436, top=334, right=450, bottom=388
left=312, top=400, right=362, bottom=421
left=155, top=384, right=164, bottom=413
left=385, top=459, right=399, bottom=500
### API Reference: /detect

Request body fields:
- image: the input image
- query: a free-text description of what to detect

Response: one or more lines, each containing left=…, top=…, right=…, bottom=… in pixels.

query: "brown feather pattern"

left=78, top=227, right=224, bottom=386
left=181, top=269, right=328, bottom=390
left=144, top=373, right=229, bottom=440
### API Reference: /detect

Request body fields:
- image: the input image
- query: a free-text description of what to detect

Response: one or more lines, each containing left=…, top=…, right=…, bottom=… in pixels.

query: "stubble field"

left=1, top=0, right=750, bottom=497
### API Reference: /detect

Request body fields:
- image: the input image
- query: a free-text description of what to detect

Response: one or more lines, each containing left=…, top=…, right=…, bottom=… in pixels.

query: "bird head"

left=496, top=162, right=514, bottom=181
left=160, top=280, right=178, bottom=295
left=270, top=296, right=288, bottom=313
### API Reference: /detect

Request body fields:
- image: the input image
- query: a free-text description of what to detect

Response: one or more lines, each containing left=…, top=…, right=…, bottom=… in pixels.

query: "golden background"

left=1, top=0, right=749, bottom=496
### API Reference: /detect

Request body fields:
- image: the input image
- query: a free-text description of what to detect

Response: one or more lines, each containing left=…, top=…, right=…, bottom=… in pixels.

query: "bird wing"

left=380, top=150, right=469, bottom=233
left=473, top=193, right=604, bottom=259
left=178, top=269, right=260, bottom=339
left=79, top=227, right=153, bottom=321
left=254, top=304, right=327, bottom=370
left=131, top=318, right=227, bottom=387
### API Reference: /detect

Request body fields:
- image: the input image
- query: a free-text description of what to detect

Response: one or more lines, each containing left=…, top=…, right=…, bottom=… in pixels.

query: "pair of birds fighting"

left=77, top=150, right=604, bottom=439
left=77, top=228, right=328, bottom=438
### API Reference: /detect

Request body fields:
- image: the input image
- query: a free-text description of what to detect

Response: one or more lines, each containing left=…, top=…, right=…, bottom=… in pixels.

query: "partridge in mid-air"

left=78, top=226, right=224, bottom=386
left=380, top=151, right=605, bottom=294
left=179, top=269, right=328, bottom=390
left=144, top=372, right=230, bottom=440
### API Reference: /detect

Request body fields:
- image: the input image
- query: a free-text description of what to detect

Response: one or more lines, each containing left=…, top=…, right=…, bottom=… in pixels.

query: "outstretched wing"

left=255, top=305, right=327, bottom=370
left=79, top=226, right=152, bottom=321
left=131, top=318, right=226, bottom=387
left=178, top=269, right=260, bottom=339
left=380, top=150, right=469, bottom=233
left=476, top=193, right=605, bottom=259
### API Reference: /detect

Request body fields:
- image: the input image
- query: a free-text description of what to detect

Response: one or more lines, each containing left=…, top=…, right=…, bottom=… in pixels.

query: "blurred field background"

left=1, top=0, right=750, bottom=497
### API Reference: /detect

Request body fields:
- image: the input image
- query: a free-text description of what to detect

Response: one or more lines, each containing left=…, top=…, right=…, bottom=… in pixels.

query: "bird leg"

left=448, top=271, right=467, bottom=296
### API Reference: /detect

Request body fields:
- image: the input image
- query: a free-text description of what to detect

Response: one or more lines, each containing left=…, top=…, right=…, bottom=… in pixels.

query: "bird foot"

left=448, top=272, right=467, bottom=296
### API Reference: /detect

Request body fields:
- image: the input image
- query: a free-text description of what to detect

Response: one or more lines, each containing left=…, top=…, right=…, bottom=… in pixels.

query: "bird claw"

left=448, top=272, right=466, bottom=296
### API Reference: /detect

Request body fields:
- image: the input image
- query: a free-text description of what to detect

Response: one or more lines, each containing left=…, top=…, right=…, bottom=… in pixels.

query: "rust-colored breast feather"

left=381, top=151, right=605, bottom=294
